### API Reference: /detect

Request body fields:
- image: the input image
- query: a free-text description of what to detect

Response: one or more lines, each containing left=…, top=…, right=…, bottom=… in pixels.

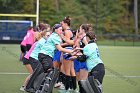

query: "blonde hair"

left=34, top=32, right=41, bottom=41
left=41, top=28, right=51, bottom=37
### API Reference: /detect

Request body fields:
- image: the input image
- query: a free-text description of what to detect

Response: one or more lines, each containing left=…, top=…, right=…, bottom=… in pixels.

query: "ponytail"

left=86, top=31, right=97, bottom=42
left=63, top=16, right=71, bottom=26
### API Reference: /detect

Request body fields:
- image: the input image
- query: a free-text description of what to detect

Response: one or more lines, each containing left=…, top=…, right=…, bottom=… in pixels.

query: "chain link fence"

left=97, top=34, right=140, bottom=46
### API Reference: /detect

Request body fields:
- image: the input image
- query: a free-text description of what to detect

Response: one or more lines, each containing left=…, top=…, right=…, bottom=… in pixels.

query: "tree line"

left=0, top=0, right=139, bottom=35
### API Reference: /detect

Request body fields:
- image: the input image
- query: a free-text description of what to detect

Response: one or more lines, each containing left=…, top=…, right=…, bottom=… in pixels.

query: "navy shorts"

left=74, top=59, right=88, bottom=73
left=63, top=47, right=72, bottom=60
left=26, top=44, right=32, bottom=51
left=22, top=57, right=30, bottom=65
left=20, top=45, right=27, bottom=53
left=53, top=50, right=61, bottom=63
left=38, top=53, right=53, bottom=71
left=29, top=57, right=40, bottom=71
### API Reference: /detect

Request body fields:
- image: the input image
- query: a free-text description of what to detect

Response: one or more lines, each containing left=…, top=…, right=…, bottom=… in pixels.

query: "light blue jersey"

left=30, top=38, right=46, bottom=60
left=83, top=42, right=103, bottom=72
left=39, top=32, right=62, bottom=58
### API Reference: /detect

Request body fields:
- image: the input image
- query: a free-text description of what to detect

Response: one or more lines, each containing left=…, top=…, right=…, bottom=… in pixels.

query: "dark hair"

left=28, top=26, right=33, bottom=30
left=86, top=31, right=97, bottom=42
left=33, top=26, right=38, bottom=32
left=52, top=24, right=61, bottom=32
left=71, top=29, right=77, bottom=37
left=81, top=24, right=93, bottom=33
left=63, top=16, right=71, bottom=26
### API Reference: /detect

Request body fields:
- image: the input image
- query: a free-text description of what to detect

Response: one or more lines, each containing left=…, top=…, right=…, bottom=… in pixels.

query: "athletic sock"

left=59, top=72, right=63, bottom=82
left=56, top=72, right=62, bottom=83
left=61, top=72, right=65, bottom=84
left=72, top=76, right=77, bottom=90
left=65, top=75, right=70, bottom=90
left=69, top=76, right=73, bottom=89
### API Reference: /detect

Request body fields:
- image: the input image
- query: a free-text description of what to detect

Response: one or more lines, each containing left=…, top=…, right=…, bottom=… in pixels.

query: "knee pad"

left=89, top=76, right=103, bottom=93
left=80, top=76, right=103, bottom=93
left=33, top=72, right=46, bottom=91
left=39, top=68, right=60, bottom=93
left=80, top=80, right=91, bottom=93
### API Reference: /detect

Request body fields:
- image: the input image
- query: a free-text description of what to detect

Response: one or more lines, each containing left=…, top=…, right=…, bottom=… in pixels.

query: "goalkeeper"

left=72, top=31, right=105, bottom=84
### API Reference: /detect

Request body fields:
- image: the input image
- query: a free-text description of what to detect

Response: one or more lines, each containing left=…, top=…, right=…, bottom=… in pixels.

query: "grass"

left=0, top=44, right=140, bottom=93
left=99, top=46, right=140, bottom=93
left=97, top=40, right=140, bottom=46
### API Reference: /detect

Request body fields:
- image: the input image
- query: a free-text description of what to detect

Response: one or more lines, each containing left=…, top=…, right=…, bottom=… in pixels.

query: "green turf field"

left=0, top=44, right=140, bottom=93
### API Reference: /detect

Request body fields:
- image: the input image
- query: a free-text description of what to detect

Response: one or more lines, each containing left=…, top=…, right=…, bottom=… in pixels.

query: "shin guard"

left=25, top=64, right=44, bottom=93
left=80, top=76, right=103, bottom=93
left=40, top=68, right=59, bottom=93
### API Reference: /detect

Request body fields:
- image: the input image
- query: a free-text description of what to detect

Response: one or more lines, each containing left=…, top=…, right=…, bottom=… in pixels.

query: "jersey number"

left=96, top=48, right=100, bottom=57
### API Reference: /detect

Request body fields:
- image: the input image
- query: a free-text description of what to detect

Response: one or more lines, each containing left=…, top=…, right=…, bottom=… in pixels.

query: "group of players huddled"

left=20, top=16, right=105, bottom=93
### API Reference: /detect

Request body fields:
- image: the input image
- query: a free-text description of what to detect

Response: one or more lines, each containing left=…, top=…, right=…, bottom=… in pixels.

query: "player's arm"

left=82, top=36, right=88, bottom=45
left=64, top=30, right=74, bottom=45
left=60, top=34, right=74, bottom=45
left=56, top=44, right=72, bottom=54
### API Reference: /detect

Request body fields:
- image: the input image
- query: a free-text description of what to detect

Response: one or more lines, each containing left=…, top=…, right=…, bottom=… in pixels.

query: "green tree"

left=0, top=0, right=137, bottom=34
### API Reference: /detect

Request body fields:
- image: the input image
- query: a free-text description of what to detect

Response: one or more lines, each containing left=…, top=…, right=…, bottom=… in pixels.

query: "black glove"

left=77, top=55, right=87, bottom=62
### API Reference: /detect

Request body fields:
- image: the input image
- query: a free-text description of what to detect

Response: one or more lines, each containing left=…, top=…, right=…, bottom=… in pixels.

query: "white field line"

left=0, top=72, right=140, bottom=78
left=105, top=75, right=140, bottom=78
left=0, top=72, right=29, bottom=75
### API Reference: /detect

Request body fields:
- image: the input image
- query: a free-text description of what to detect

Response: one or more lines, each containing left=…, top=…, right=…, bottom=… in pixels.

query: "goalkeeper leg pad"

left=80, top=76, right=103, bottom=93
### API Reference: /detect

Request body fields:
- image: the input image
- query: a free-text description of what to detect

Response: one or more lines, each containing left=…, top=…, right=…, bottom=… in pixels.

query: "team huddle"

left=20, top=16, right=105, bottom=93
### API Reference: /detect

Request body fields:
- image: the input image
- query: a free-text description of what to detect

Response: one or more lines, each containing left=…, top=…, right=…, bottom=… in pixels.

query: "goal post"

left=0, top=0, right=40, bottom=43
left=0, top=20, right=33, bottom=26
left=0, top=0, right=40, bottom=26
left=0, top=14, right=37, bottom=18
left=0, top=20, right=33, bottom=41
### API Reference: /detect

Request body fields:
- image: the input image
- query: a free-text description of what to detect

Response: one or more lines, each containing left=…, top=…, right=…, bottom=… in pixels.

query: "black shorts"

left=26, top=44, right=32, bottom=51
left=29, top=57, right=41, bottom=71
left=38, top=53, right=53, bottom=72
left=22, top=57, right=30, bottom=65
left=20, top=45, right=27, bottom=53
left=89, top=63, right=105, bottom=84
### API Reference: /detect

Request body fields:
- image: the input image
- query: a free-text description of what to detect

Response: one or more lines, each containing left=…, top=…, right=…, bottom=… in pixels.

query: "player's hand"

left=69, top=56, right=77, bottom=60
